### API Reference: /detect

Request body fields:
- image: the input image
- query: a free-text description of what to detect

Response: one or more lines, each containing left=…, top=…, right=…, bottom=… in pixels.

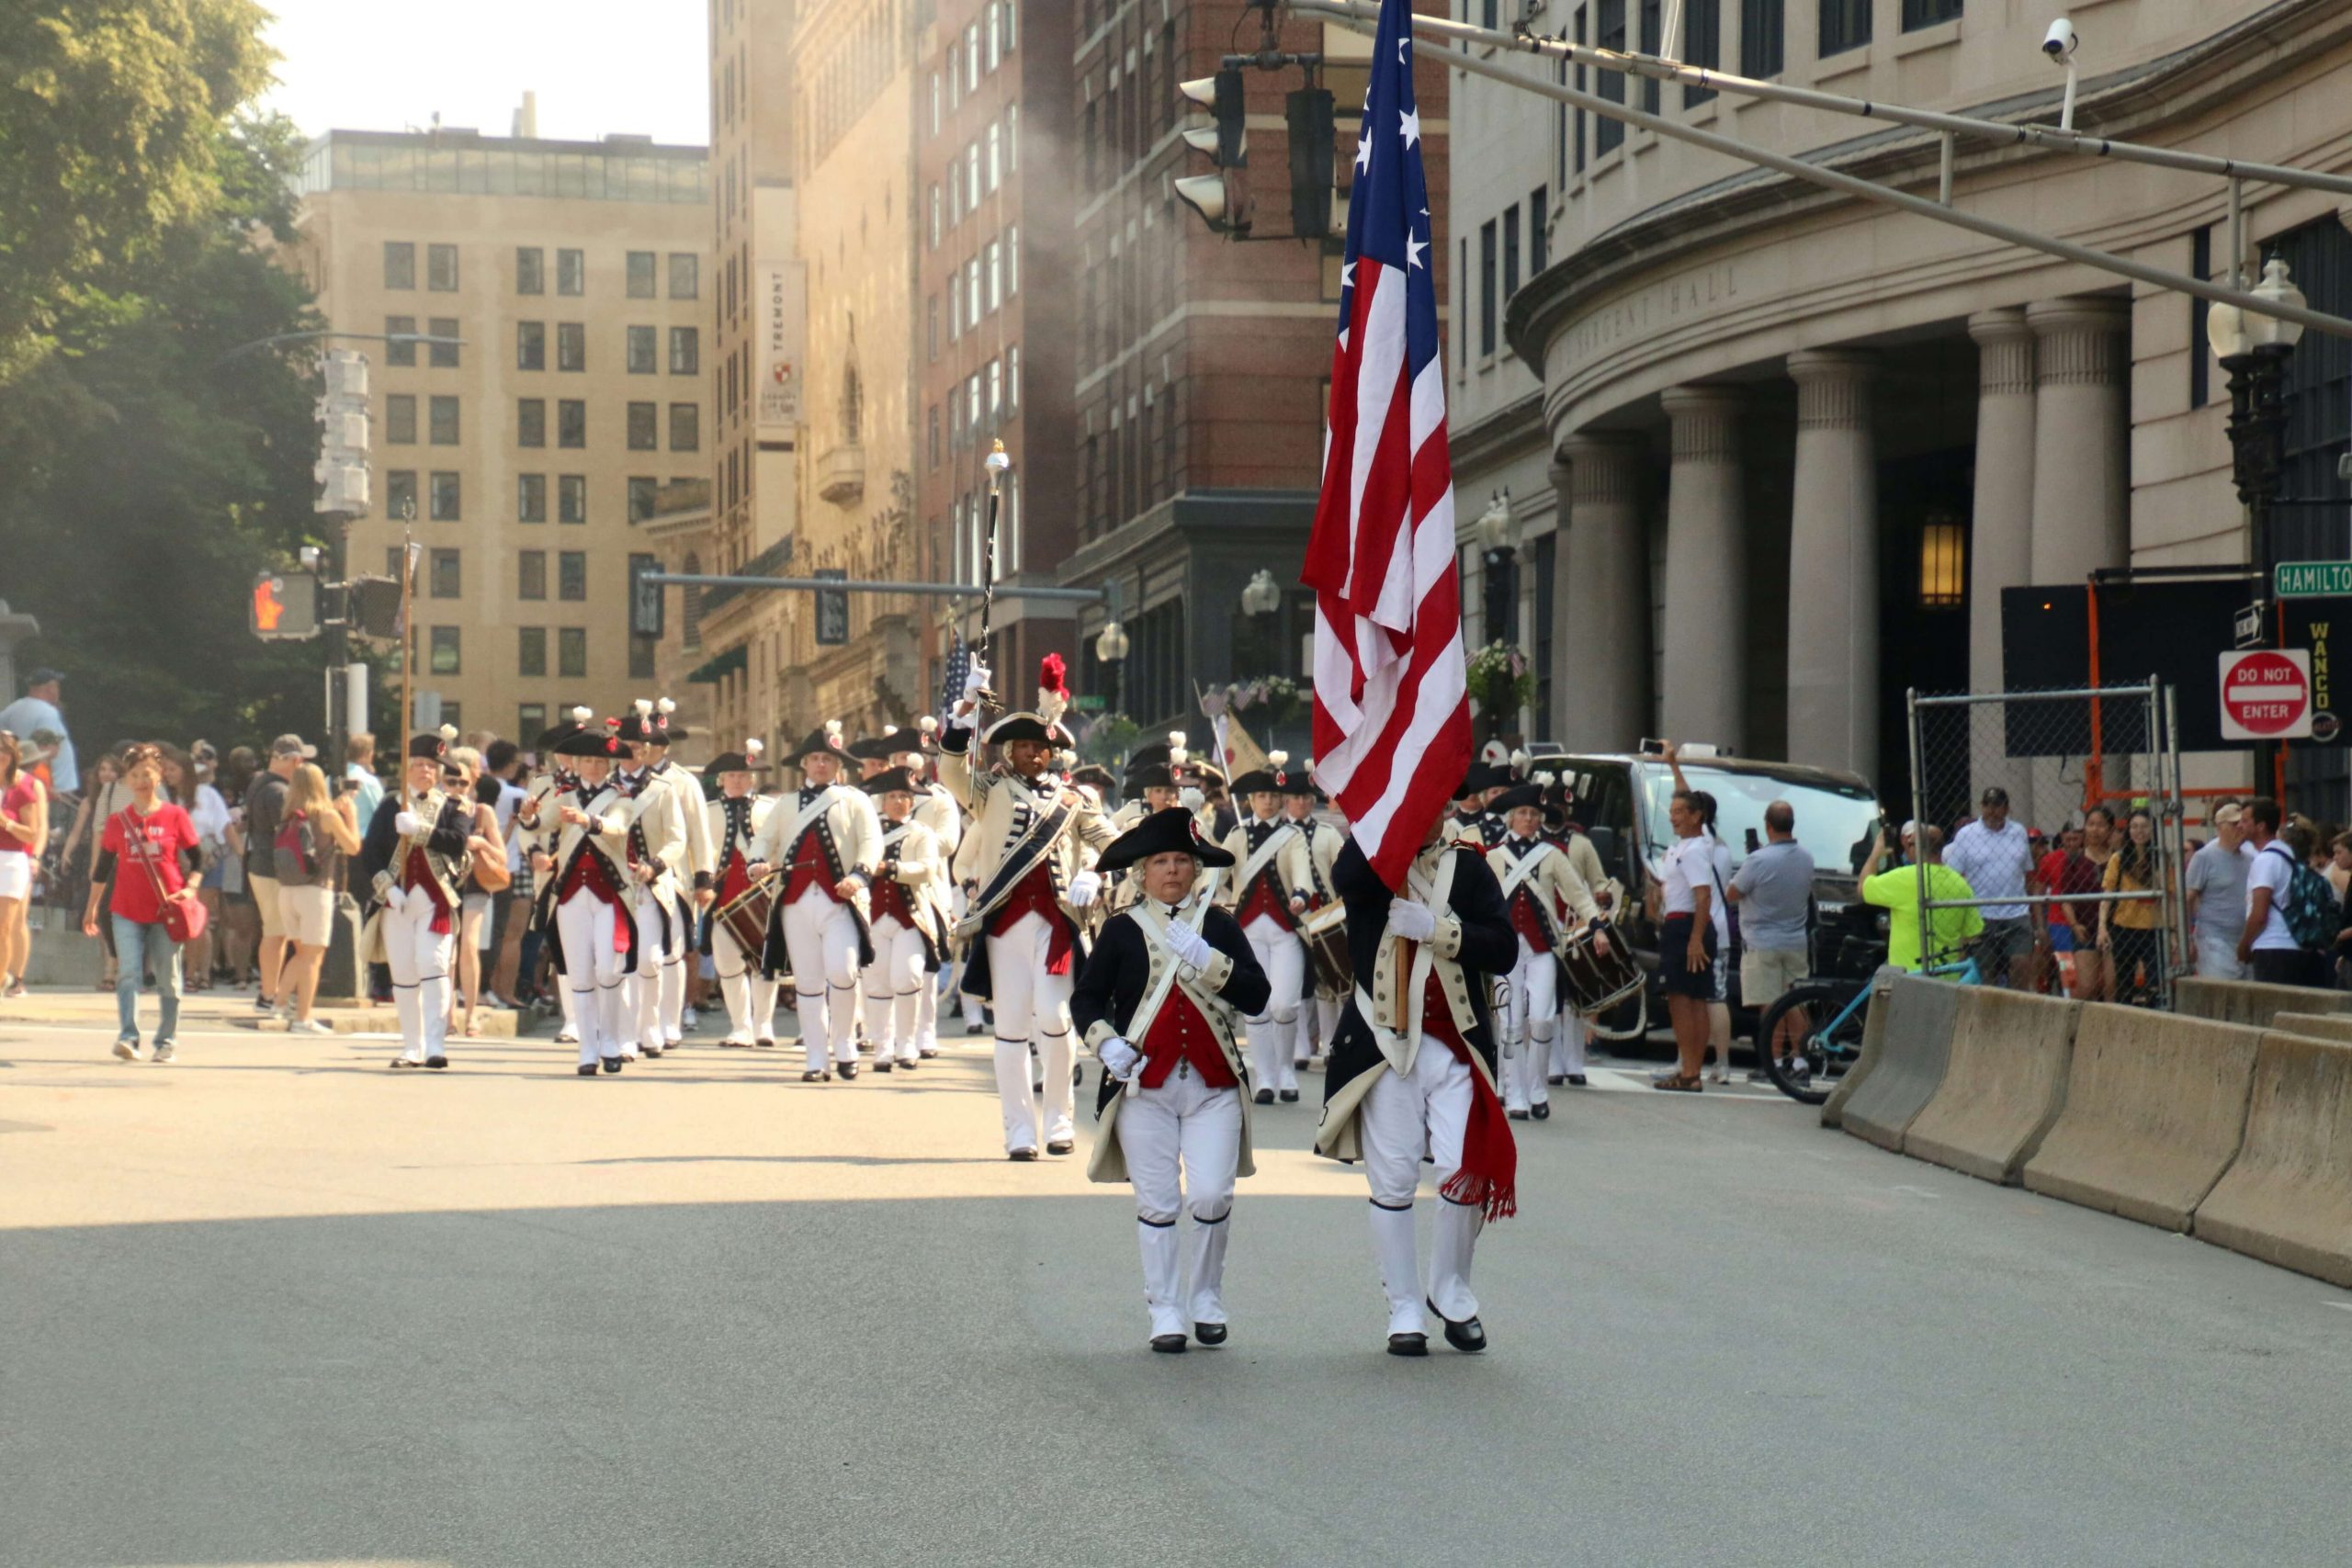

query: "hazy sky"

left=259, top=0, right=711, bottom=147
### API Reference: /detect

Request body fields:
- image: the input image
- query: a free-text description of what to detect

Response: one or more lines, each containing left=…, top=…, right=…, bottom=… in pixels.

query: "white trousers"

left=784, top=884, right=862, bottom=1074
left=1313, top=994, right=1340, bottom=1058
left=712, top=919, right=778, bottom=1043
left=1242, top=913, right=1306, bottom=1094
left=863, top=914, right=928, bottom=1063
left=383, top=895, right=457, bottom=1065
left=555, top=890, right=629, bottom=1066
left=1121, top=1071, right=1242, bottom=1337
left=986, top=910, right=1075, bottom=1153
left=1503, top=937, right=1560, bottom=1111
left=629, top=881, right=686, bottom=1053
left=1362, top=1042, right=1483, bottom=1333
left=917, top=960, right=943, bottom=1051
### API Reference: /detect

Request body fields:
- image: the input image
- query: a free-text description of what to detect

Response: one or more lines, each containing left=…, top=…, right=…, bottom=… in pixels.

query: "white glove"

left=1178, top=787, right=1204, bottom=812
left=1165, top=921, right=1215, bottom=971
left=962, top=660, right=993, bottom=704
left=1067, top=868, right=1102, bottom=908
left=1100, top=1037, right=1141, bottom=1081
left=1386, top=897, right=1438, bottom=942
left=382, top=884, right=408, bottom=914
left=393, top=810, right=422, bottom=837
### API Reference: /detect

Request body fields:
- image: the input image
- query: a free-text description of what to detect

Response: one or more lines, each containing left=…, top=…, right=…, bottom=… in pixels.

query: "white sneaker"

left=293, top=1019, right=334, bottom=1035
left=153, top=1043, right=177, bottom=1064
left=113, top=1038, right=144, bottom=1061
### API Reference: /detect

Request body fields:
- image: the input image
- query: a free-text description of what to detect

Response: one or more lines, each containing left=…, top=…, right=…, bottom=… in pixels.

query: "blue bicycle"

left=1754, top=951, right=1982, bottom=1105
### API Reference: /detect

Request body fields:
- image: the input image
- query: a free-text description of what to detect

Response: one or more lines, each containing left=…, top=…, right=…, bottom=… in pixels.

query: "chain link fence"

left=1905, top=680, right=2187, bottom=1009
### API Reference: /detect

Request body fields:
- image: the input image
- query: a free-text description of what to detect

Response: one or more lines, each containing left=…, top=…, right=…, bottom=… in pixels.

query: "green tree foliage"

left=0, top=108, right=332, bottom=753
left=0, top=0, right=274, bottom=385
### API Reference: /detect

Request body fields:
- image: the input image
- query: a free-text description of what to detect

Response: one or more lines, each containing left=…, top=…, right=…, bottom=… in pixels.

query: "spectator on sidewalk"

left=273, top=762, right=361, bottom=1034
left=2098, top=809, right=2165, bottom=1007
left=0, top=668, right=77, bottom=795
left=243, top=736, right=311, bottom=1016
left=1946, top=785, right=2043, bottom=989
left=343, top=733, right=385, bottom=838
left=1727, top=798, right=1814, bottom=1081
left=2239, top=798, right=2335, bottom=987
left=2185, top=801, right=2251, bottom=980
left=0, top=729, right=50, bottom=997
left=1860, top=822, right=1984, bottom=972
left=181, top=743, right=232, bottom=992
left=81, top=745, right=199, bottom=1062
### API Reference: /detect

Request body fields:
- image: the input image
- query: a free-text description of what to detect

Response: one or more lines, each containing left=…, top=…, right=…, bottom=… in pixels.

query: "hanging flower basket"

left=1465, top=639, right=1533, bottom=719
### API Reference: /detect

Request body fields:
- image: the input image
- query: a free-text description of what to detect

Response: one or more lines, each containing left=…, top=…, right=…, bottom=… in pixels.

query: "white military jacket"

left=643, top=758, right=715, bottom=886
left=616, top=766, right=689, bottom=890
left=750, top=780, right=882, bottom=888
left=551, top=782, right=633, bottom=884
left=1215, top=815, right=1316, bottom=915
left=703, top=792, right=775, bottom=874
left=936, top=740, right=1116, bottom=936
left=1486, top=832, right=1604, bottom=947
left=871, top=817, right=951, bottom=943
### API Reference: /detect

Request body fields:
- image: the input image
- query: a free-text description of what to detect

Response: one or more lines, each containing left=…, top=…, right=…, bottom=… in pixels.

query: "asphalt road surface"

left=6, top=1004, right=2350, bottom=1567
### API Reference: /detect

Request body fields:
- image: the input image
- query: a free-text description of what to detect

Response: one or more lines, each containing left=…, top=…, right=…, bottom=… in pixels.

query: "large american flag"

left=1302, top=0, right=1470, bottom=891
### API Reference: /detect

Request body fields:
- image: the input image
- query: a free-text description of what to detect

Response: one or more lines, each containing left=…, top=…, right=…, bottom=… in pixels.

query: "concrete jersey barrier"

left=2193, top=1031, right=2352, bottom=1288
left=1834, top=975, right=1963, bottom=1152
left=2268, top=1011, right=2352, bottom=1045
left=2175, top=978, right=2352, bottom=1030
left=1820, top=976, right=1887, bottom=1130
left=2020, top=1005, right=2262, bottom=1230
left=1901, top=987, right=2080, bottom=1185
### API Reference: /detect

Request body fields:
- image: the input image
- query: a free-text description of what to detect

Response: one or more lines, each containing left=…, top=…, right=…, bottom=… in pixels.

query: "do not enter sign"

left=2219, top=649, right=2314, bottom=741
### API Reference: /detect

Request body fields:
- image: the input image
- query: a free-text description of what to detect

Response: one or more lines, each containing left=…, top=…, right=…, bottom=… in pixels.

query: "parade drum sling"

left=1557, top=919, right=1642, bottom=1016
left=714, top=874, right=778, bottom=959
left=1303, top=898, right=1352, bottom=994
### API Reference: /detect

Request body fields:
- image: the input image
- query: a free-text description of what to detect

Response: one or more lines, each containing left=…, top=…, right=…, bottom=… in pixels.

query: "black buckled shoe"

left=1253, top=1088, right=1275, bottom=1106
left=1386, top=1332, right=1429, bottom=1358
left=1566, top=1073, right=1588, bottom=1087
left=1531, top=1101, right=1552, bottom=1121
left=1427, top=1298, right=1487, bottom=1353
left=838, top=1061, right=859, bottom=1080
left=1278, top=1089, right=1299, bottom=1103
left=424, top=1055, right=448, bottom=1070
left=1507, top=1107, right=1529, bottom=1121
left=1008, top=1147, right=1038, bottom=1162
left=801, top=1069, right=831, bottom=1083
left=754, top=1036, right=776, bottom=1049
left=576, top=1063, right=599, bottom=1077
left=1046, top=1139, right=1075, bottom=1156
left=875, top=1059, right=894, bottom=1073
left=601, top=1056, right=625, bottom=1074
left=1193, top=1322, right=1227, bottom=1346
left=643, top=1043, right=662, bottom=1058
left=1546, top=1073, right=1566, bottom=1086
left=1150, top=1334, right=1188, bottom=1354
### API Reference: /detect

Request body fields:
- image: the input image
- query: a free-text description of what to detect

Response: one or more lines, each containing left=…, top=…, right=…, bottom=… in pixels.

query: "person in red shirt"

left=0, top=729, right=50, bottom=998
left=1073, top=807, right=1271, bottom=1354
left=80, top=744, right=199, bottom=1061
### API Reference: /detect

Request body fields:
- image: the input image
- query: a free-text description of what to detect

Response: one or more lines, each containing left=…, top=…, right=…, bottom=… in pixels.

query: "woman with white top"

left=1648, top=779, right=1721, bottom=1093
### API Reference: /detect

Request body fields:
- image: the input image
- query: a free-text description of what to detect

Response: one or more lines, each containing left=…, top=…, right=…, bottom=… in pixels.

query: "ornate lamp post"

left=1094, top=616, right=1130, bottom=720
left=1475, top=489, right=1518, bottom=645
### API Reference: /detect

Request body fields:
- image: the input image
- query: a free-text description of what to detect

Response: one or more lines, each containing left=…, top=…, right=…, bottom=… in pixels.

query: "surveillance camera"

left=2042, top=17, right=2078, bottom=60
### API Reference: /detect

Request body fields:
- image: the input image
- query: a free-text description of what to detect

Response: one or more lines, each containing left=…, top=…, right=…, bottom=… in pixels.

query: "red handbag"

left=120, top=808, right=209, bottom=945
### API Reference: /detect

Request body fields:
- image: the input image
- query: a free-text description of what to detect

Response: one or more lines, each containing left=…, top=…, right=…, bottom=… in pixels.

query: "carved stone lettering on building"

left=1561, top=263, right=1740, bottom=370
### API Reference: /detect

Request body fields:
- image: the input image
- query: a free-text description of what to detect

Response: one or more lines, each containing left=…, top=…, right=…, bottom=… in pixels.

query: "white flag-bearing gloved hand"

left=1165, top=921, right=1215, bottom=972
left=1100, top=1037, right=1141, bottom=1081
left=1386, top=897, right=1438, bottom=942
left=1067, top=868, right=1102, bottom=908
left=393, top=810, right=422, bottom=837
left=962, top=660, right=992, bottom=704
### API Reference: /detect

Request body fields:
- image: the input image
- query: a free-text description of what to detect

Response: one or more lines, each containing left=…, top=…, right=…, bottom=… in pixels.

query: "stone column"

left=1967, top=309, right=2037, bottom=696
left=2027, top=297, right=2131, bottom=585
left=1659, top=387, right=1747, bottom=752
left=1785, top=349, right=1880, bottom=779
left=1555, top=433, right=1650, bottom=750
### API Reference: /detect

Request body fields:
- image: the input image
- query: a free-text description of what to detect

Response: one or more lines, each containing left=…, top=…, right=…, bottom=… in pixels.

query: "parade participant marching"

left=861, top=766, right=950, bottom=1072
left=361, top=726, right=487, bottom=1070
left=613, top=701, right=689, bottom=1060
left=1073, top=807, right=1271, bottom=1353
left=517, top=707, right=592, bottom=1040
left=1283, top=765, right=1344, bottom=1065
left=1538, top=773, right=1615, bottom=1089
left=939, top=654, right=1118, bottom=1160
left=748, top=722, right=879, bottom=1082
left=890, top=722, right=959, bottom=1056
left=537, top=722, right=636, bottom=1075
left=1315, top=818, right=1519, bottom=1356
left=1106, top=755, right=1190, bottom=913
left=1444, top=762, right=1511, bottom=847
left=640, top=698, right=713, bottom=1043
left=1216, top=755, right=1315, bottom=1105
left=1485, top=782, right=1607, bottom=1121
left=702, top=739, right=778, bottom=1048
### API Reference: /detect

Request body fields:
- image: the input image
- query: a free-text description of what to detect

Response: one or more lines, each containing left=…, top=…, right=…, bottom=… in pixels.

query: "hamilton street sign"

left=2275, top=561, right=2352, bottom=599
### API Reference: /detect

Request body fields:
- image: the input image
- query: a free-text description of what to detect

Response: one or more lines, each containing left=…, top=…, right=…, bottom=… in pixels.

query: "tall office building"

left=289, top=126, right=709, bottom=743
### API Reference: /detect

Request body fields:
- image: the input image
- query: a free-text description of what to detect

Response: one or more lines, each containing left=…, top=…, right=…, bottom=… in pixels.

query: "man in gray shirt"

left=2184, top=800, right=2252, bottom=979
left=1728, top=799, right=1815, bottom=1012
left=1945, top=785, right=2041, bottom=988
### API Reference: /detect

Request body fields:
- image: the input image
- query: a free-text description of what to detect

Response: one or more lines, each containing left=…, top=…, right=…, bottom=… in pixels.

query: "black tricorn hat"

left=1489, top=783, right=1544, bottom=816
left=1096, top=807, right=1237, bottom=873
left=553, top=725, right=626, bottom=760
left=786, top=723, right=847, bottom=764
left=535, top=704, right=594, bottom=751
left=1228, top=769, right=1280, bottom=797
left=863, top=765, right=919, bottom=795
left=408, top=726, right=457, bottom=761
left=1070, top=764, right=1116, bottom=793
left=846, top=734, right=898, bottom=762
left=1125, top=762, right=1176, bottom=792
left=981, top=713, right=1074, bottom=746
left=1126, top=740, right=1171, bottom=771
left=706, top=738, right=771, bottom=775
left=1280, top=762, right=1320, bottom=797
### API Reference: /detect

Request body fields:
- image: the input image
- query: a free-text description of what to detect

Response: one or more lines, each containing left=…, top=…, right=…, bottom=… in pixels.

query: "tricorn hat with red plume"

left=982, top=653, right=1078, bottom=746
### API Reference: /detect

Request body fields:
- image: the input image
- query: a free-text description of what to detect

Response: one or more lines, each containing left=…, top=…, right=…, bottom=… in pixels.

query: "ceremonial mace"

left=974, top=438, right=1012, bottom=715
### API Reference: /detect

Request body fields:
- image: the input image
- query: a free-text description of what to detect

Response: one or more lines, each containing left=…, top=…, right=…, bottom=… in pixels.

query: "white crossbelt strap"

left=1234, top=821, right=1300, bottom=892
left=1118, top=873, right=1219, bottom=1095
left=1495, top=840, right=1555, bottom=901
left=778, top=785, right=841, bottom=853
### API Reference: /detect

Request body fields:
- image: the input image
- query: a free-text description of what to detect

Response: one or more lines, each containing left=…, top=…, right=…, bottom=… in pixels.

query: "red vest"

left=988, top=862, right=1072, bottom=973
left=1238, top=871, right=1295, bottom=931
left=1509, top=886, right=1553, bottom=952
left=1137, top=988, right=1238, bottom=1089
left=783, top=822, right=836, bottom=904
left=401, top=844, right=455, bottom=933
left=869, top=873, right=914, bottom=929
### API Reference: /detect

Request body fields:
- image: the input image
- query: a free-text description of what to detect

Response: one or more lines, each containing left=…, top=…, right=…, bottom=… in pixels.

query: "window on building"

left=519, top=627, right=548, bottom=676
left=1479, top=220, right=1498, bottom=358
left=950, top=277, right=963, bottom=341
left=967, top=256, right=983, bottom=321
left=426, top=243, right=458, bottom=291
left=517, top=321, right=546, bottom=370
left=385, top=314, right=418, bottom=367
left=429, top=626, right=460, bottom=674
left=518, top=473, right=548, bottom=522
left=1573, top=6, right=1588, bottom=173
left=1502, top=205, right=1521, bottom=320
left=1918, top=516, right=1966, bottom=607
left=429, top=547, right=460, bottom=597
left=986, top=241, right=1002, bottom=312
left=385, top=469, right=418, bottom=520
left=628, top=402, right=658, bottom=449
left=386, top=394, right=417, bottom=444
left=560, top=474, right=587, bottom=524
left=628, top=477, right=658, bottom=523
left=928, top=404, right=941, bottom=467
left=559, top=626, right=587, bottom=679
left=1009, top=344, right=1021, bottom=412
left=965, top=21, right=980, bottom=89
left=1684, top=0, right=1722, bottom=104
left=429, top=470, right=460, bottom=521
left=630, top=636, right=656, bottom=681
left=1006, top=105, right=1019, bottom=173
left=1821, top=0, right=1871, bottom=54
left=516, top=246, right=545, bottom=295
left=626, top=251, right=655, bottom=298
left=557, top=321, right=585, bottom=372
left=948, top=45, right=961, bottom=108
left=1741, top=0, right=1785, bottom=75
left=1533, top=529, right=1556, bottom=724
left=670, top=403, right=699, bottom=451
left=518, top=701, right=547, bottom=738
left=428, top=395, right=459, bottom=445
left=427, top=316, right=458, bottom=368
left=986, top=122, right=1001, bottom=193
left=927, top=295, right=939, bottom=361
left=1597, top=2, right=1626, bottom=153
left=669, top=253, right=698, bottom=299
left=1530, top=186, right=1550, bottom=272
left=987, top=359, right=1002, bottom=423
left=1007, top=225, right=1020, bottom=294
left=670, top=326, right=698, bottom=375
left=559, top=400, right=586, bottom=448
left=557, top=248, right=585, bottom=295
left=517, top=398, right=547, bottom=447
left=929, top=73, right=941, bottom=136
left=2272, top=217, right=2352, bottom=568
left=1640, top=1, right=1661, bottom=112
left=929, top=185, right=941, bottom=250
left=967, top=143, right=980, bottom=210
left=1901, top=0, right=1962, bottom=29
left=627, top=324, right=657, bottom=374
left=519, top=549, right=548, bottom=601
left=384, top=242, right=415, bottom=289
left=559, top=551, right=587, bottom=601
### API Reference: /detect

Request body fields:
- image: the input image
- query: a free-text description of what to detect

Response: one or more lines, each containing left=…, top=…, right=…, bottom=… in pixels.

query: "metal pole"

left=978, top=441, right=1011, bottom=705
left=1907, top=685, right=1932, bottom=974
left=640, top=573, right=1112, bottom=604
left=398, top=516, right=414, bottom=742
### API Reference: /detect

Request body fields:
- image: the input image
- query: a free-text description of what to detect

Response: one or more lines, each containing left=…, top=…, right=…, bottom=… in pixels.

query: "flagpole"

left=399, top=514, right=414, bottom=739
left=977, top=440, right=1011, bottom=712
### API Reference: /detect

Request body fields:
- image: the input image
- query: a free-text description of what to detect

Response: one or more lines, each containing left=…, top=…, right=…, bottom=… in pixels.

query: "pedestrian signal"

left=251, top=570, right=322, bottom=641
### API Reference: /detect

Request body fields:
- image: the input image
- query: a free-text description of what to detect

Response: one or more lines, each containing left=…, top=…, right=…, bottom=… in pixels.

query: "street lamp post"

left=1475, top=489, right=1517, bottom=648
left=1094, top=616, right=1131, bottom=722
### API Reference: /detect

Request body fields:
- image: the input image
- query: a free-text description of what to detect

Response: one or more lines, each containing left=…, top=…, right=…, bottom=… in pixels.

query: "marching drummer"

left=703, top=739, right=778, bottom=1049
left=613, top=700, right=690, bottom=1061
left=1216, top=753, right=1315, bottom=1106
left=1485, top=782, right=1607, bottom=1121
left=861, top=765, right=950, bottom=1073
left=1538, top=773, right=1615, bottom=1089
left=746, top=722, right=880, bottom=1083
left=1282, top=766, right=1343, bottom=1066
left=537, top=720, right=636, bottom=1075
left=889, top=723, right=961, bottom=1059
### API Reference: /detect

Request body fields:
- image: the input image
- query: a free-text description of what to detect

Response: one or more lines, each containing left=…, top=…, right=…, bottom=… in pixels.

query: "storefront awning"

left=685, top=644, right=747, bottom=683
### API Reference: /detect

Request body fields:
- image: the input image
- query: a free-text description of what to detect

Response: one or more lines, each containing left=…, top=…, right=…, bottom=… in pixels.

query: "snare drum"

left=1557, top=920, right=1642, bottom=1016
left=1302, top=899, right=1352, bottom=996
left=713, top=875, right=778, bottom=959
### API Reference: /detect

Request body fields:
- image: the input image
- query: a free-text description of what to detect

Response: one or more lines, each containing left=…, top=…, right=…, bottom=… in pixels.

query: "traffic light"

left=347, top=576, right=403, bottom=640
left=1176, top=69, right=1250, bottom=235
left=315, top=349, right=370, bottom=516
left=252, top=570, right=322, bottom=641
left=1287, top=87, right=1336, bottom=240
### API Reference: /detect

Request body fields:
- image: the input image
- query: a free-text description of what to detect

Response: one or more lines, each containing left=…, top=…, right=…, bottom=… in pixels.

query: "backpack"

left=272, top=809, right=319, bottom=887
left=2264, top=843, right=2339, bottom=951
